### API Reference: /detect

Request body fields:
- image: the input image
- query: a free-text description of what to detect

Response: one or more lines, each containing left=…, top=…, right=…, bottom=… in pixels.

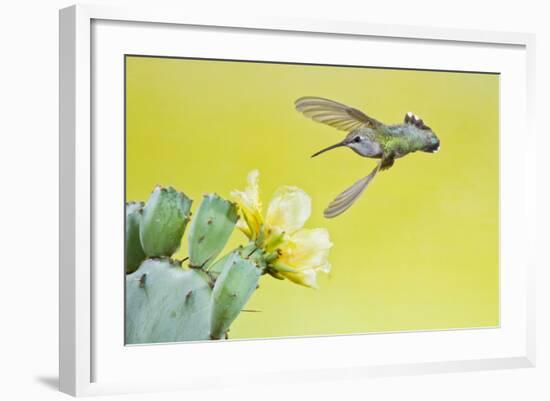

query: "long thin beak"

left=311, top=142, right=345, bottom=158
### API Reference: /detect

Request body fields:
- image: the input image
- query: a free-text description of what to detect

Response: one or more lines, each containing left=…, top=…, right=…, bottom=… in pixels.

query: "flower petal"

left=276, top=228, right=332, bottom=288
left=278, top=228, right=332, bottom=271
left=235, top=218, right=253, bottom=238
left=281, top=269, right=319, bottom=288
left=266, top=186, right=311, bottom=234
left=231, top=170, right=263, bottom=238
left=230, top=170, right=261, bottom=212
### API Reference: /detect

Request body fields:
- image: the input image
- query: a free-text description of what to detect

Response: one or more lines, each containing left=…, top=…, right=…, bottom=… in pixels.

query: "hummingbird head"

left=311, top=131, right=383, bottom=158
left=404, top=112, right=440, bottom=153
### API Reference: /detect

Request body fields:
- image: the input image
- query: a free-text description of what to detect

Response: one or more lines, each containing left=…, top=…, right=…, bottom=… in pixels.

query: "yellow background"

left=126, top=56, right=499, bottom=338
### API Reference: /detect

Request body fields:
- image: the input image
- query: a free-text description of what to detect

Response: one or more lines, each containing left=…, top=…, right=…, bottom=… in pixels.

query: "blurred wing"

left=324, top=160, right=385, bottom=218
left=295, top=97, right=381, bottom=132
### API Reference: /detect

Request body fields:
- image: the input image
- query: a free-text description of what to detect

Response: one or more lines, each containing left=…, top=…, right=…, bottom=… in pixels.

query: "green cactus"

left=139, top=186, right=192, bottom=257
left=125, top=186, right=266, bottom=344
left=125, top=259, right=212, bottom=343
left=188, top=194, right=238, bottom=269
left=203, top=250, right=233, bottom=280
left=125, top=202, right=146, bottom=274
left=210, top=244, right=265, bottom=339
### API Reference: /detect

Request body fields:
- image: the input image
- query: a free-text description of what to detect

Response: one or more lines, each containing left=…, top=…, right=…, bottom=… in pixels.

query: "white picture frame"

left=59, top=4, right=536, bottom=397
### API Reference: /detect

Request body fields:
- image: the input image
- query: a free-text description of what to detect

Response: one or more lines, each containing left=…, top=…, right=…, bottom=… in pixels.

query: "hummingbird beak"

left=311, top=142, right=346, bottom=158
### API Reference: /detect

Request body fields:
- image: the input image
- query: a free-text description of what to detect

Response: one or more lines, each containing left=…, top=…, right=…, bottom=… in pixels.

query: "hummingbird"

left=295, top=96, right=440, bottom=218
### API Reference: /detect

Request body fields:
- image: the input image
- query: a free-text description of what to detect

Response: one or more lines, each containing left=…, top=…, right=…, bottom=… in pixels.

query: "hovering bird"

left=295, top=96, right=440, bottom=218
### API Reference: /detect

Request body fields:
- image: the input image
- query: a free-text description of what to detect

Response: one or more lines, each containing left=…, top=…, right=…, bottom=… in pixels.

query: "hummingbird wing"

left=324, top=157, right=393, bottom=218
left=295, top=97, right=381, bottom=131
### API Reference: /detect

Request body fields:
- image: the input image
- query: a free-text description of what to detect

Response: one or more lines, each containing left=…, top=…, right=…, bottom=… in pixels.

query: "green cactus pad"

left=125, top=258, right=212, bottom=344
left=210, top=251, right=262, bottom=339
left=203, top=250, right=234, bottom=280
left=139, top=186, right=192, bottom=258
left=188, top=194, right=238, bottom=269
left=125, top=202, right=146, bottom=274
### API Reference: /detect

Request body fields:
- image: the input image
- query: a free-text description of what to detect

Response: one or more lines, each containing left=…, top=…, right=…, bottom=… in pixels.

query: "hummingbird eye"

left=353, top=136, right=361, bottom=143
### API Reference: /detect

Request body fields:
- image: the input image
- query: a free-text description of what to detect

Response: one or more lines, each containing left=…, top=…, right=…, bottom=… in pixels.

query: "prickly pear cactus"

left=125, top=202, right=146, bottom=274
left=139, top=186, right=192, bottom=258
left=125, top=170, right=334, bottom=343
left=125, top=259, right=212, bottom=343
left=188, top=194, right=238, bottom=269
left=203, top=250, right=234, bottom=280
left=210, top=245, right=264, bottom=340
left=125, top=186, right=264, bottom=344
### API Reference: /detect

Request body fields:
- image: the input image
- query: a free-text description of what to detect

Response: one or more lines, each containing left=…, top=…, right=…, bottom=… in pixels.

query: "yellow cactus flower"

left=274, top=228, right=332, bottom=288
left=265, top=186, right=311, bottom=235
left=231, top=170, right=332, bottom=288
left=230, top=170, right=263, bottom=239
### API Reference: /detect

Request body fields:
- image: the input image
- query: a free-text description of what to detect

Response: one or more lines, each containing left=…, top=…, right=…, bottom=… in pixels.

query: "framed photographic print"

left=59, top=4, right=536, bottom=396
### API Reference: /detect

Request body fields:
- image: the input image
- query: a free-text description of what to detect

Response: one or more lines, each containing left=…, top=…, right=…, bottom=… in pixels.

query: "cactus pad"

left=203, top=250, right=233, bottom=280
left=139, top=186, right=192, bottom=258
left=188, top=194, right=239, bottom=269
left=125, top=202, right=146, bottom=273
left=210, top=249, right=263, bottom=339
left=125, top=259, right=212, bottom=344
